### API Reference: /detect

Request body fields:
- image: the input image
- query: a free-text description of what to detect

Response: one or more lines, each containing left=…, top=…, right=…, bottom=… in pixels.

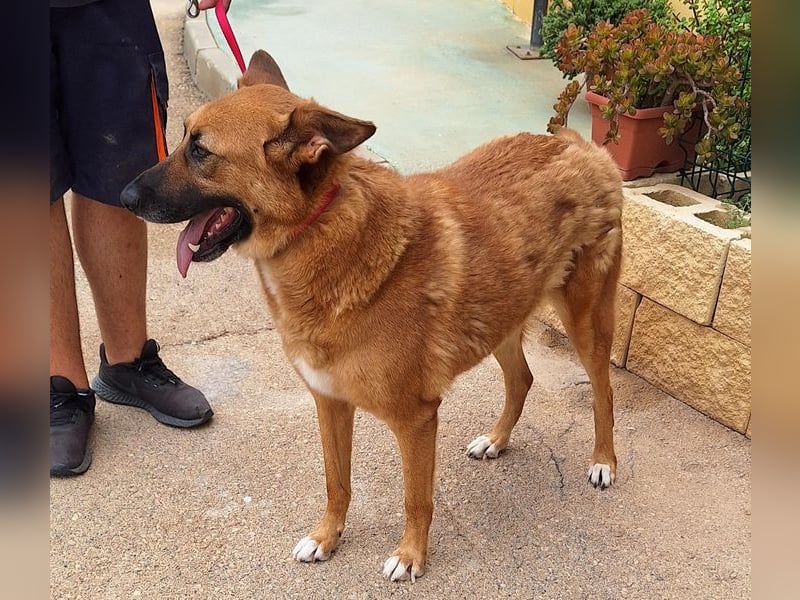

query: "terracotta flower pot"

left=585, top=90, right=700, bottom=181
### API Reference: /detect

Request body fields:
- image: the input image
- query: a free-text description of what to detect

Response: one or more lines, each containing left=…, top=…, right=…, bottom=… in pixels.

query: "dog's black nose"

left=119, top=182, right=141, bottom=213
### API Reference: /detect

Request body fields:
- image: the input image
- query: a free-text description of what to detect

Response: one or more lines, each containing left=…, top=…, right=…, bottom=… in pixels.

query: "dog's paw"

left=292, top=536, right=331, bottom=563
left=587, top=463, right=615, bottom=489
left=466, top=434, right=503, bottom=459
left=382, top=555, right=424, bottom=582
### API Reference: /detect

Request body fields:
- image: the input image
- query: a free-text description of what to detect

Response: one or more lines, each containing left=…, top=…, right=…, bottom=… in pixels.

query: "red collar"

left=291, top=183, right=341, bottom=241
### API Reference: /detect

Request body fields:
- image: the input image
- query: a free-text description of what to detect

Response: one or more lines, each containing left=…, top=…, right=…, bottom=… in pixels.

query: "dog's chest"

left=292, top=356, right=338, bottom=398
left=255, top=262, right=345, bottom=400
left=257, top=262, right=280, bottom=297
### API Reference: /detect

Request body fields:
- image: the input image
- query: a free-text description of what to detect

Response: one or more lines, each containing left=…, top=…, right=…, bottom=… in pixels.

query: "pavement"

left=49, top=1, right=750, bottom=598
left=199, top=0, right=592, bottom=173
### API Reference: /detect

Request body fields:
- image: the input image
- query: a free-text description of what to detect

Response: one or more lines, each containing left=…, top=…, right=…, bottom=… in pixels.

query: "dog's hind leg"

left=550, top=237, right=621, bottom=489
left=466, top=327, right=533, bottom=459
left=292, top=393, right=355, bottom=563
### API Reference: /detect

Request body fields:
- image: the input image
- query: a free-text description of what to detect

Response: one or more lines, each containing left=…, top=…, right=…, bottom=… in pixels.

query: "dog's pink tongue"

left=176, top=209, right=220, bottom=278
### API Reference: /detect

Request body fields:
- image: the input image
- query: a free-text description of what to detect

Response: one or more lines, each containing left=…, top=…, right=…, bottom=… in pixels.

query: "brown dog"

left=122, top=50, right=623, bottom=582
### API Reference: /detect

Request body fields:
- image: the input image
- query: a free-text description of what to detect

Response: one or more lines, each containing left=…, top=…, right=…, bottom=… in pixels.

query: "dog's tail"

left=555, top=127, right=623, bottom=278
left=555, top=127, right=589, bottom=145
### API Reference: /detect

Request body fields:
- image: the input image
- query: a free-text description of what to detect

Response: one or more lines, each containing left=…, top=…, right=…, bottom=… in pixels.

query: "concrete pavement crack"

left=436, top=481, right=472, bottom=544
left=161, top=324, right=275, bottom=348
left=546, top=444, right=565, bottom=496
left=560, top=416, right=577, bottom=437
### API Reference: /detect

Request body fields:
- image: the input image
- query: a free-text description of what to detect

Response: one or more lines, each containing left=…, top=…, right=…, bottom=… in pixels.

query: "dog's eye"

left=191, top=141, right=212, bottom=160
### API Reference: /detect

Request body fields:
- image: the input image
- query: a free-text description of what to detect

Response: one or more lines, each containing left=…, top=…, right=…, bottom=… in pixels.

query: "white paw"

left=466, top=435, right=501, bottom=459
left=292, top=536, right=330, bottom=562
left=587, top=463, right=615, bottom=489
left=382, top=555, right=423, bottom=582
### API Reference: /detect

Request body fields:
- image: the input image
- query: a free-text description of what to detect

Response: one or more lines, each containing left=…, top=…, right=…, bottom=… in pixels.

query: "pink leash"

left=214, top=2, right=246, bottom=74
left=187, top=1, right=246, bottom=74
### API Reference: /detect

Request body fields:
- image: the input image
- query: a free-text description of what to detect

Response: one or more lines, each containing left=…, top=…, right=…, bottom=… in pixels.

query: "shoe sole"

left=91, top=376, right=213, bottom=429
left=50, top=450, right=92, bottom=477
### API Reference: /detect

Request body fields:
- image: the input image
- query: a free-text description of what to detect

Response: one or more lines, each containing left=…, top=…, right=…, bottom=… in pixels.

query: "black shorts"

left=50, top=0, right=169, bottom=206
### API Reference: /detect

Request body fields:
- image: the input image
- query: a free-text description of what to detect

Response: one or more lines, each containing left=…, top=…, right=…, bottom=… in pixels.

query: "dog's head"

left=121, top=50, right=376, bottom=277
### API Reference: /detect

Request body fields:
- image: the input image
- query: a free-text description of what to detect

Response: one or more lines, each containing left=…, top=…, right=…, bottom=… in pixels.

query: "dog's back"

left=439, top=129, right=621, bottom=269
left=394, top=130, right=623, bottom=385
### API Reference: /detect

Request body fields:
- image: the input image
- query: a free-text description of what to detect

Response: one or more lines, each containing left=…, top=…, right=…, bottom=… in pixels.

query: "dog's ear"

left=238, top=50, right=289, bottom=90
left=288, top=104, right=376, bottom=165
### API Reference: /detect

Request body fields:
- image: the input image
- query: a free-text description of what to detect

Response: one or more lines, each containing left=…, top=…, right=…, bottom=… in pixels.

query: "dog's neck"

left=254, top=155, right=417, bottom=322
left=289, top=183, right=342, bottom=242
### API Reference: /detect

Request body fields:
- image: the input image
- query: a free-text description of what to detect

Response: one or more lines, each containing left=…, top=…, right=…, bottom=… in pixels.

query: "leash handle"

left=215, top=1, right=247, bottom=74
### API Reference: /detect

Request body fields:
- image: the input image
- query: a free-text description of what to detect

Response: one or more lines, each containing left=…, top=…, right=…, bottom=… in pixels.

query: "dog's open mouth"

left=176, top=206, right=250, bottom=278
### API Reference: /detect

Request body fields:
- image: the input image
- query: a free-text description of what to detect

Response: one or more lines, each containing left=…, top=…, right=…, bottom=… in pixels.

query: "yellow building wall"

left=671, top=1, right=693, bottom=17
left=501, top=0, right=534, bottom=25
left=501, top=0, right=692, bottom=26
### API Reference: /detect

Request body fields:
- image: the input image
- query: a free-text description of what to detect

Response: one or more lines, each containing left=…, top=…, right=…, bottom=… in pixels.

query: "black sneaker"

left=50, top=376, right=95, bottom=476
left=91, top=339, right=213, bottom=428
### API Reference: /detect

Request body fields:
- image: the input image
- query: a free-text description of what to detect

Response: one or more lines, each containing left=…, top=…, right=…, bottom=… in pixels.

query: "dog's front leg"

left=382, top=398, right=441, bottom=582
left=292, top=393, right=355, bottom=563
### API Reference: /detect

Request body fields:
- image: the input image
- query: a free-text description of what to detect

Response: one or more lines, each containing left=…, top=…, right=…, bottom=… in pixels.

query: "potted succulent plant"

left=547, top=9, right=745, bottom=180
left=539, top=0, right=673, bottom=60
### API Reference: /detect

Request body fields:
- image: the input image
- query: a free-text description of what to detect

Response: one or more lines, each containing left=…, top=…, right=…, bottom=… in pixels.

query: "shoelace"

left=134, top=352, right=180, bottom=387
left=50, top=391, right=93, bottom=427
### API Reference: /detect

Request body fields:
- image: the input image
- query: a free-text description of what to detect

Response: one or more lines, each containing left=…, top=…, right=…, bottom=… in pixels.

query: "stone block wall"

left=537, top=184, right=751, bottom=436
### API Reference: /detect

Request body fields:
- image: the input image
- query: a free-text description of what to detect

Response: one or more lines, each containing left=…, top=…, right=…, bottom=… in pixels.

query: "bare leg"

left=467, top=327, right=533, bottom=459
left=50, top=198, right=88, bottom=388
left=383, top=398, right=440, bottom=582
left=293, top=393, right=355, bottom=562
left=70, top=193, right=147, bottom=364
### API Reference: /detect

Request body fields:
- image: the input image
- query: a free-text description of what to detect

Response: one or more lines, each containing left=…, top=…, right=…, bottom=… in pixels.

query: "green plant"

left=697, top=205, right=750, bottom=229
left=547, top=9, right=745, bottom=162
left=540, top=0, right=673, bottom=60
left=674, top=1, right=751, bottom=212
left=684, top=2, right=751, bottom=176
left=725, top=211, right=750, bottom=229
left=679, top=0, right=750, bottom=100
left=732, top=192, right=750, bottom=214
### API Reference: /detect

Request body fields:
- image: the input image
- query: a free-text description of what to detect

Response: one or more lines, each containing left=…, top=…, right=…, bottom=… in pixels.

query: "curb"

left=181, top=12, right=390, bottom=166
left=183, top=12, right=241, bottom=100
